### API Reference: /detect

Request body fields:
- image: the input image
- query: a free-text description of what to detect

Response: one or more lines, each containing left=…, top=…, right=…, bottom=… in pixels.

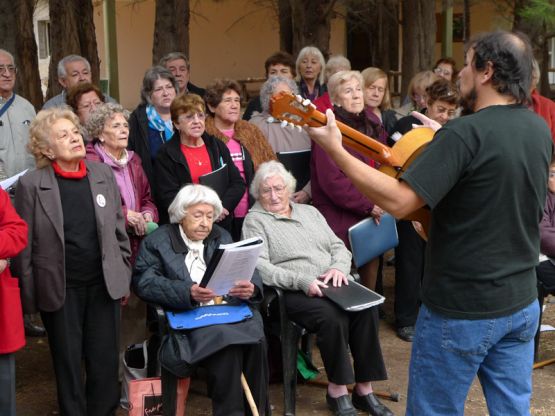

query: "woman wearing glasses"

left=204, top=79, right=276, bottom=240
left=433, top=57, right=458, bottom=83
left=66, top=83, right=106, bottom=141
left=154, top=93, right=245, bottom=229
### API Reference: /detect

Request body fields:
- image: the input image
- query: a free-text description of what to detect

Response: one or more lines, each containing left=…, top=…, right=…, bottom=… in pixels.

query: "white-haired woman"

left=314, top=55, right=351, bottom=112
left=242, top=161, right=392, bottom=416
left=133, top=184, right=268, bottom=416
left=85, top=103, right=158, bottom=264
left=311, top=70, right=385, bottom=291
left=296, top=46, right=326, bottom=101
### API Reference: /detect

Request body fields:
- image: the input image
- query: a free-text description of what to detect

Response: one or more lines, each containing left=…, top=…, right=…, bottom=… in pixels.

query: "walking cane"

left=213, top=296, right=260, bottom=415
left=241, top=373, right=260, bottom=416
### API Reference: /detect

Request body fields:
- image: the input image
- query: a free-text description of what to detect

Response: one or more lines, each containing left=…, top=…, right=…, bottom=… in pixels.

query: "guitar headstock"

left=269, top=91, right=322, bottom=128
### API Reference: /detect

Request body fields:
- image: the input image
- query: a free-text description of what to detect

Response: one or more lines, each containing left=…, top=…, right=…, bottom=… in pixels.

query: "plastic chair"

left=261, top=286, right=312, bottom=416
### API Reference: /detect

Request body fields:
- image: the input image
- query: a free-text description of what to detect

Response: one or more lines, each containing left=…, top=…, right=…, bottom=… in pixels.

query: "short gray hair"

left=58, top=55, right=91, bottom=79
left=159, top=52, right=190, bottom=69
left=260, top=76, right=299, bottom=113
left=140, top=65, right=179, bottom=105
left=168, top=184, right=223, bottom=224
left=328, top=70, right=363, bottom=105
left=0, top=49, right=15, bottom=65
left=250, top=161, right=296, bottom=200
left=324, top=55, right=351, bottom=82
left=295, top=46, right=326, bottom=85
left=86, top=103, right=130, bottom=140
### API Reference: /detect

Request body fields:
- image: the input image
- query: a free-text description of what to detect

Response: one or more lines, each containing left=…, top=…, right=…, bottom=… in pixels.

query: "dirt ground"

left=14, top=264, right=555, bottom=415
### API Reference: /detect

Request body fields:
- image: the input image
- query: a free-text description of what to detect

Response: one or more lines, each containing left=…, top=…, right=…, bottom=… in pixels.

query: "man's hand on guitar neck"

left=410, top=111, right=442, bottom=132
left=305, top=109, right=345, bottom=157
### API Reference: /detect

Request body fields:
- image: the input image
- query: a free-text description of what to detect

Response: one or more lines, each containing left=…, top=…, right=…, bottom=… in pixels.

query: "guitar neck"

left=304, top=109, right=402, bottom=168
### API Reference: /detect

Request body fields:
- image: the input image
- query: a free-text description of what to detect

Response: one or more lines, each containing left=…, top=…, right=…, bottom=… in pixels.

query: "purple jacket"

left=540, top=192, right=555, bottom=258
left=86, top=143, right=158, bottom=263
left=310, top=141, right=374, bottom=248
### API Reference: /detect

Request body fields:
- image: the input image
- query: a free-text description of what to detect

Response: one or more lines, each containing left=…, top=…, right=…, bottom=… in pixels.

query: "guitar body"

left=379, top=128, right=434, bottom=236
left=269, top=92, right=435, bottom=237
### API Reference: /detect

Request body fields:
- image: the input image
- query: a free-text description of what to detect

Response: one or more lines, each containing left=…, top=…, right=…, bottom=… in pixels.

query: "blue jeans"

left=406, top=301, right=539, bottom=416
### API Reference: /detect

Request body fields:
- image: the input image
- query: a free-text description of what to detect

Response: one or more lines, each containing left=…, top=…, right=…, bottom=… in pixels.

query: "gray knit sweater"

left=242, top=201, right=352, bottom=294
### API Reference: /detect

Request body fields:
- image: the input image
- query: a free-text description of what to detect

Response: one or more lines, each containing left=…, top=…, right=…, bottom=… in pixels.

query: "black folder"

left=276, top=150, right=311, bottom=191
left=199, top=164, right=228, bottom=200
left=321, top=280, right=385, bottom=311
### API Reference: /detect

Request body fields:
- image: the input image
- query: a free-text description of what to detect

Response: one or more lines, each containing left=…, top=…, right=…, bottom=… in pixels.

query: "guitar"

left=269, top=91, right=434, bottom=238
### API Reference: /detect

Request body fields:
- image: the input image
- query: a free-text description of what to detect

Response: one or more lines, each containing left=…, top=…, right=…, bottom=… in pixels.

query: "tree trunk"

left=152, top=0, right=190, bottom=65
left=46, top=0, right=81, bottom=99
left=77, top=0, right=100, bottom=86
left=400, top=0, right=436, bottom=97
left=289, top=0, right=336, bottom=58
left=278, top=0, right=293, bottom=54
left=463, top=0, right=471, bottom=42
left=0, top=0, right=43, bottom=109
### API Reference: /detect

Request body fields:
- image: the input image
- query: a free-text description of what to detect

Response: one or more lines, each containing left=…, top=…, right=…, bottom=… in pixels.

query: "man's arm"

left=306, top=109, right=425, bottom=219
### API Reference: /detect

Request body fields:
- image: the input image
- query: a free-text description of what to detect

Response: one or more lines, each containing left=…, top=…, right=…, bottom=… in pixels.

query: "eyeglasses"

left=434, top=67, right=453, bottom=77
left=180, top=112, right=206, bottom=123
left=78, top=100, right=102, bottom=112
left=261, top=185, right=286, bottom=197
left=0, top=65, right=17, bottom=75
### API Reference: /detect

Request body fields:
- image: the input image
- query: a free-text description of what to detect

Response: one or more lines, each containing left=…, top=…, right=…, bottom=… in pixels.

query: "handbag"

left=128, top=376, right=189, bottom=416
left=121, top=341, right=149, bottom=410
left=0, top=268, right=25, bottom=354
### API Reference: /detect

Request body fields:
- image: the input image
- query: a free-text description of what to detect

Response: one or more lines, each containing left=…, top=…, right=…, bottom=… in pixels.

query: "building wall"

left=94, top=0, right=346, bottom=109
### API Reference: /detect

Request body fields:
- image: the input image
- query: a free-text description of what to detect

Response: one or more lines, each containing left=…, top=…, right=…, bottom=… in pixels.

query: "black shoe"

left=326, top=393, right=357, bottom=416
left=352, top=391, right=394, bottom=416
left=24, top=315, right=46, bottom=337
left=396, top=325, right=415, bottom=342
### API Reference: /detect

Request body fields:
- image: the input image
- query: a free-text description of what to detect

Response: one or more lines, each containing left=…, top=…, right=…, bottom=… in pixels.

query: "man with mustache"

left=308, top=31, right=553, bottom=416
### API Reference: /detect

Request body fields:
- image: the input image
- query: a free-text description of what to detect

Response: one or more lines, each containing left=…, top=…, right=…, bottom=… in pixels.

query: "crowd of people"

left=1, top=28, right=555, bottom=416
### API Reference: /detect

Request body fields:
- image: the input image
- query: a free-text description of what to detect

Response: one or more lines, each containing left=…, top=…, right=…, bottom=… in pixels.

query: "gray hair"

left=295, top=46, right=326, bottom=85
left=250, top=161, right=296, bottom=200
left=0, top=49, right=15, bottom=65
left=159, top=52, right=190, bottom=69
left=328, top=70, right=364, bottom=105
left=140, top=65, right=179, bottom=105
left=86, top=103, right=130, bottom=140
left=260, top=76, right=299, bottom=113
left=168, top=184, right=223, bottom=224
left=324, top=55, right=351, bottom=83
left=57, top=55, right=91, bottom=79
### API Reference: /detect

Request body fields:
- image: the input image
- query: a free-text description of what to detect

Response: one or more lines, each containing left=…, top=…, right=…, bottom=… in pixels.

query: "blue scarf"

left=146, top=105, right=174, bottom=141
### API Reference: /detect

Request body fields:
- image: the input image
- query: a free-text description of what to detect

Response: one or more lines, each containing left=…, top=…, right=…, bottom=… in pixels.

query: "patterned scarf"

left=146, top=104, right=174, bottom=141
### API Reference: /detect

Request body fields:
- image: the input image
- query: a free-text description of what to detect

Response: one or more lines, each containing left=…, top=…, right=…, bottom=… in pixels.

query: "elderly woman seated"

left=133, top=184, right=268, bottom=416
left=242, top=161, right=393, bottom=416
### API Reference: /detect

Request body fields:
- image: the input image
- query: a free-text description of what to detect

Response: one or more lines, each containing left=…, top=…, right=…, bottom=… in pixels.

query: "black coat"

left=133, top=223, right=265, bottom=377
left=154, top=133, right=246, bottom=225
left=128, top=104, right=160, bottom=188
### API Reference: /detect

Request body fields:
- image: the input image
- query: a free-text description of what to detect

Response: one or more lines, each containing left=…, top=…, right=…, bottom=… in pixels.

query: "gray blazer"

left=12, top=161, right=132, bottom=313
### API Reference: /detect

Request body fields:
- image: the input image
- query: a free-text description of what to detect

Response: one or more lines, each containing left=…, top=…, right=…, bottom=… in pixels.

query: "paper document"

left=200, top=237, right=263, bottom=296
left=1, top=169, right=28, bottom=190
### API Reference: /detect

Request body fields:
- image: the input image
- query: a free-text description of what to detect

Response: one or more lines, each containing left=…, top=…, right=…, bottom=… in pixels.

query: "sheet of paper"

left=205, top=239, right=263, bottom=296
left=1, top=169, right=28, bottom=190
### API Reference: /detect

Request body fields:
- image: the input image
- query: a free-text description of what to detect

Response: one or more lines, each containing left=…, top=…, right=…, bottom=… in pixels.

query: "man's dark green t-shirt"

left=402, top=104, right=553, bottom=319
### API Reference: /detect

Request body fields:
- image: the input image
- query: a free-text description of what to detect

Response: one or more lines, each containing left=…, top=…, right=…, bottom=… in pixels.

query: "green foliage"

left=520, top=0, right=555, bottom=29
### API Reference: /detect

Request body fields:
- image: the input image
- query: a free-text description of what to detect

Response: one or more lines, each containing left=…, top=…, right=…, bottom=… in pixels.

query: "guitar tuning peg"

left=266, top=116, right=275, bottom=123
left=302, top=99, right=311, bottom=107
left=280, top=120, right=288, bottom=128
left=309, top=103, right=316, bottom=110
left=295, top=125, right=302, bottom=132
left=295, top=94, right=303, bottom=103
left=287, top=122, right=295, bottom=129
